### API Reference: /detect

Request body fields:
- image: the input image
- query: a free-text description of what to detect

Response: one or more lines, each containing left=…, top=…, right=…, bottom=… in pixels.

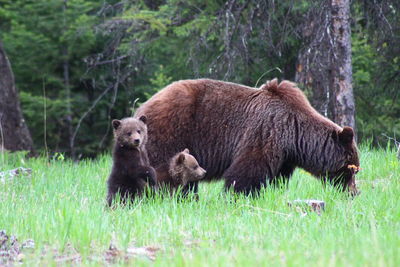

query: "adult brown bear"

left=135, top=78, right=360, bottom=195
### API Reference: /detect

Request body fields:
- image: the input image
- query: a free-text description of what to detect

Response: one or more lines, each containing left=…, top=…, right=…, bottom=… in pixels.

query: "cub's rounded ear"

left=112, top=120, right=121, bottom=130
left=139, top=115, right=147, bottom=124
left=183, top=148, right=190, bottom=154
left=339, top=126, right=354, bottom=144
left=176, top=153, right=185, bottom=164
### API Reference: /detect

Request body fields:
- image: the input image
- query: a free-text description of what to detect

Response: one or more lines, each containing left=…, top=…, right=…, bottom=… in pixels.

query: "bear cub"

left=106, top=116, right=156, bottom=206
left=156, top=149, right=206, bottom=192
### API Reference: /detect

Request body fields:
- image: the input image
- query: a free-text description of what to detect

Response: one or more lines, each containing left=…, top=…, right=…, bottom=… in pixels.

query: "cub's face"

left=112, top=116, right=147, bottom=149
left=174, top=149, right=207, bottom=184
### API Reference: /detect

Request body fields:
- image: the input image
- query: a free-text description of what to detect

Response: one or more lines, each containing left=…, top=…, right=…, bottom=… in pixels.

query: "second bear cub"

left=106, top=116, right=156, bottom=206
left=156, top=149, right=206, bottom=192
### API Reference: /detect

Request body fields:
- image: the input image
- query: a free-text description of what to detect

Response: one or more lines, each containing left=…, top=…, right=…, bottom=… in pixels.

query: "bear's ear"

left=176, top=153, right=185, bottom=164
left=112, top=120, right=121, bottom=130
left=183, top=148, right=189, bottom=154
left=139, top=115, right=147, bottom=124
left=338, top=126, right=354, bottom=144
left=331, top=130, right=338, bottom=141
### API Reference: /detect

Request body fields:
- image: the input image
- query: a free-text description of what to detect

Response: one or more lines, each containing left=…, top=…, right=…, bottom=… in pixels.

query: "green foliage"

left=148, top=65, right=172, bottom=95
left=0, top=0, right=398, bottom=156
left=0, top=0, right=117, bottom=156
left=352, top=3, right=400, bottom=144
left=0, top=146, right=399, bottom=265
left=19, top=91, right=68, bottom=150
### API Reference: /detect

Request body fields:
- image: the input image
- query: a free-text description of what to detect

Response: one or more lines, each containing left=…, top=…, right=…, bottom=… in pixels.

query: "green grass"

left=0, top=145, right=399, bottom=266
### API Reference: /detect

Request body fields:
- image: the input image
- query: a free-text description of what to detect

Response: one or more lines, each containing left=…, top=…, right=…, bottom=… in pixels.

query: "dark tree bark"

left=329, top=0, right=355, bottom=129
left=296, top=0, right=355, bottom=130
left=0, top=41, right=34, bottom=152
left=62, top=0, right=74, bottom=158
left=397, top=144, right=400, bottom=161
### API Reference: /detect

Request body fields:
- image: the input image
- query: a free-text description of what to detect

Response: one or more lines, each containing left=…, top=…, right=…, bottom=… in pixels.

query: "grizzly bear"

left=156, top=148, right=207, bottom=192
left=135, top=78, right=360, bottom=195
left=106, top=116, right=156, bottom=206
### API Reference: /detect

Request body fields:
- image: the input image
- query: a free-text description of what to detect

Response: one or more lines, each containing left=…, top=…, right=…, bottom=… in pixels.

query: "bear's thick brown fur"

left=106, top=116, right=156, bottom=206
left=135, top=78, right=360, bottom=195
left=156, top=148, right=206, bottom=192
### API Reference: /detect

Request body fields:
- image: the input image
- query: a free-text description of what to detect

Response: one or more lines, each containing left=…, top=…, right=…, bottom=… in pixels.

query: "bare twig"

left=0, top=114, right=4, bottom=167
left=374, top=0, right=394, bottom=36
left=99, top=59, right=121, bottom=149
left=42, top=78, right=48, bottom=159
left=381, top=133, right=399, bottom=146
left=130, top=98, right=140, bottom=117
left=70, top=84, right=114, bottom=151
left=238, top=204, right=292, bottom=217
left=254, top=67, right=283, bottom=88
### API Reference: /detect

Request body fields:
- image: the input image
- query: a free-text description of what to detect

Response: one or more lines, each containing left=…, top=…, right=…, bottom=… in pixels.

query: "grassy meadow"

left=0, top=145, right=399, bottom=266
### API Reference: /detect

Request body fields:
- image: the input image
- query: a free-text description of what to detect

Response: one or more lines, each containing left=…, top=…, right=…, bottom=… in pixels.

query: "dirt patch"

left=0, top=230, right=35, bottom=265
left=104, top=242, right=160, bottom=263
left=126, top=245, right=159, bottom=261
left=0, top=167, right=32, bottom=183
left=52, top=244, right=82, bottom=264
left=183, top=239, right=201, bottom=248
left=0, top=231, right=171, bottom=264
left=288, top=199, right=325, bottom=216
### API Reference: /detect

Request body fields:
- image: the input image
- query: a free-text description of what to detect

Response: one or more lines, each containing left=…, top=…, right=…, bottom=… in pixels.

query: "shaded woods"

left=0, top=0, right=399, bottom=158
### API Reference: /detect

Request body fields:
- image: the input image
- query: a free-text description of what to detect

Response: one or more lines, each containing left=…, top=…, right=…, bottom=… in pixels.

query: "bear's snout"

left=133, top=138, right=140, bottom=145
left=198, top=167, right=207, bottom=178
left=131, top=132, right=142, bottom=147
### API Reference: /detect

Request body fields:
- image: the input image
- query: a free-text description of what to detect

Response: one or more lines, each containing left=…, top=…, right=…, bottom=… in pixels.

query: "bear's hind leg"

left=222, top=155, right=274, bottom=195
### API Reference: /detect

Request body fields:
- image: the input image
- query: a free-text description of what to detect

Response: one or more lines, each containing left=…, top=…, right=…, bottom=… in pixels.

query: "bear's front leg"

left=181, top=181, right=199, bottom=199
left=137, top=165, right=157, bottom=186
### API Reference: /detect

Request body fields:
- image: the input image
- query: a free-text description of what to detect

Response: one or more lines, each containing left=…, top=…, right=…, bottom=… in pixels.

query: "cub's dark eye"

left=193, top=166, right=198, bottom=170
left=137, top=130, right=141, bottom=134
left=127, top=132, right=132, bottom=136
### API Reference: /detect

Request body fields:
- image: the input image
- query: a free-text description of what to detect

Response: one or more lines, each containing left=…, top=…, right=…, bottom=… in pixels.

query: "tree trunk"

left=62, top=0, right=74, bottom=158
left=296, top=0, right=356, bottom=131
left=0, top=41, right=34, bottom=152
left=329, top=0, right=355, bottom=129
left=397, top=144, right=400, bottom=161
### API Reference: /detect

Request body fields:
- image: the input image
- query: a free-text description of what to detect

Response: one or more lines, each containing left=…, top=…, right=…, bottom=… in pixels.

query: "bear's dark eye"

left=127, top=132, right=132, bottom=136
left=137, top=130, right=141, bottom=134
left=193, top=166, right=198, bottom=170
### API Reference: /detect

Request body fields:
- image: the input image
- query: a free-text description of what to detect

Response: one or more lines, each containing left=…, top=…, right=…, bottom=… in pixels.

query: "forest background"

left=0, top=0, right=399, bottom=158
